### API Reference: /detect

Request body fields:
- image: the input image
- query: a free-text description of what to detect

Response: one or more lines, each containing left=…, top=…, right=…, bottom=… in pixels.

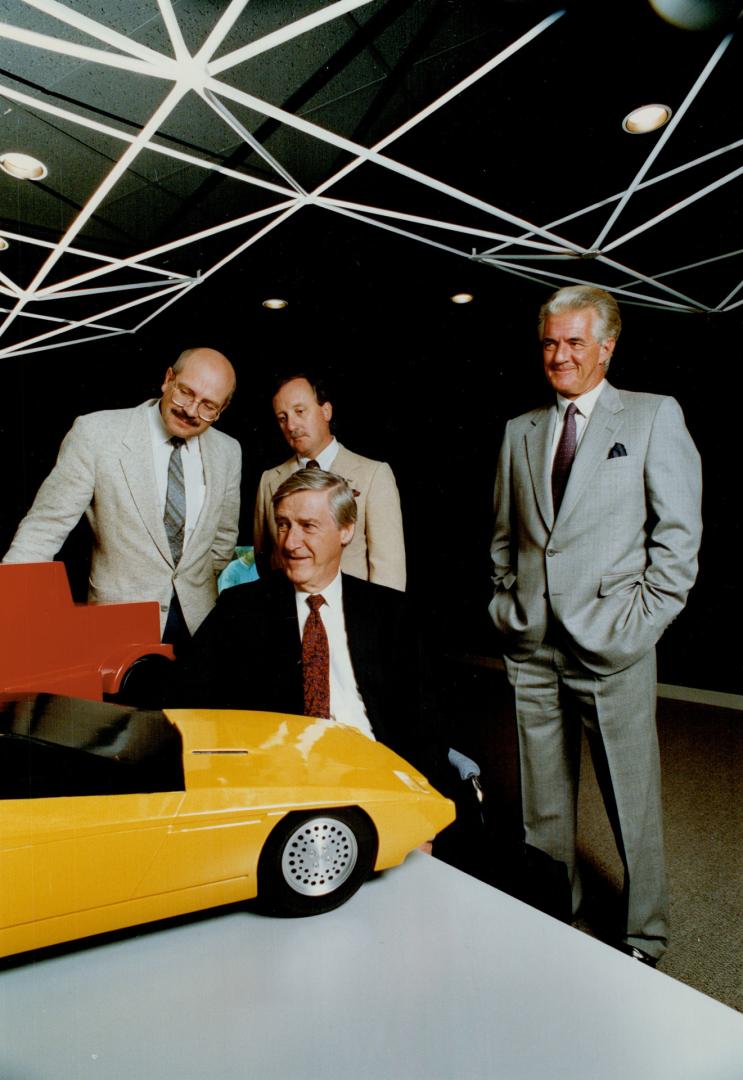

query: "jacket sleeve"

left=210, top=438, right=242, bottom=574
left=364, top=461, right=406, bottom=591
left=2, top=416, right=95, bottom=564
left=488, top=421, right=526, bottom=641
left=490, top=421, right=516, bottom=592
left=165, top=590, right=239, bottom=709
left=252, top=469, right=273, bottom=560
left=636, top=396, right=702, bottom=636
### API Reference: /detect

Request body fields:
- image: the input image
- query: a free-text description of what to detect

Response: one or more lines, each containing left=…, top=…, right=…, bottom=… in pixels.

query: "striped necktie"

left=164, top=436, right=186, bottom=564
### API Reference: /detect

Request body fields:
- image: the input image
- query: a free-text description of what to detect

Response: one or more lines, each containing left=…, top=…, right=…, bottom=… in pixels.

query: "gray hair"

left=538, top=286, right=622, bottom=351
left=273, top=469, right=358, bottom=529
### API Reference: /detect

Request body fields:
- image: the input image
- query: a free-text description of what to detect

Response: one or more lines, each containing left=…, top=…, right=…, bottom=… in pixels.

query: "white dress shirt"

left=549, top=379, right=606, bottom=465
left=294, top=571, right=375, bottom=740
left=148, top=401, right=206, bottom=554
left=298, top=437, right=338, bottom=470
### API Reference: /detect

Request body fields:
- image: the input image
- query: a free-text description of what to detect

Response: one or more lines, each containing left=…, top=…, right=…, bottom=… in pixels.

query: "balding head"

left=160, top=347, right=236, bottom=440
left=173, top=347, right=236, bottom=398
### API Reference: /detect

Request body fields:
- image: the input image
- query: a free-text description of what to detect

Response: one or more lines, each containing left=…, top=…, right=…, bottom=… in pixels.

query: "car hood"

left=165, top=708, right=440, bottom=801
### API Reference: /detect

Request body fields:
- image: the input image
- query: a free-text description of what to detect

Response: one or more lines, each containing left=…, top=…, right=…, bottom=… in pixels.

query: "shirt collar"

left=298, top=437, right=338, bottom=471
left=149, top=398, right=197, bottom=451
left=555, top=379, right=605, bottom=420
left=294, top=569, right=342, bottom=606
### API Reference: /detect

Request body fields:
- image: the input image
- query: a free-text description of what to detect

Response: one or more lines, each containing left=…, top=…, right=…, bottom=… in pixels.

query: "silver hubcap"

left=280, top=817, right=359, bottom=896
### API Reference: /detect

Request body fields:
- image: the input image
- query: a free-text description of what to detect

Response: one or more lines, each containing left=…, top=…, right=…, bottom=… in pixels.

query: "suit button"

left=546, top=548, right=556, bottom=557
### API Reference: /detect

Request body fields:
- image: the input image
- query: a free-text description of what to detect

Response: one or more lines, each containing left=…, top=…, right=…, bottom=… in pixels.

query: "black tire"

left=112, top=654, right=173, bottom=708
left=257, top=807, right=378, bottom=916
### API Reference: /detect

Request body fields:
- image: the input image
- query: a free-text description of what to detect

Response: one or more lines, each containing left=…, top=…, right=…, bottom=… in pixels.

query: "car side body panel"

left=0, top=704, right=455, bottom=957
left=0, top=563, right=173, bottom=700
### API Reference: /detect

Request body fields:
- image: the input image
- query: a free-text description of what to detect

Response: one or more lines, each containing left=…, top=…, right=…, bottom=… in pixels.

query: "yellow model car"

left=0, top=693, right=455, bottom=958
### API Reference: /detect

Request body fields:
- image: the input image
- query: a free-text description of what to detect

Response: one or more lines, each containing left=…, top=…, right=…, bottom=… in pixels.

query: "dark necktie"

left=302, top=594, right=330, bottom=718
left=164, top=436, right=186, bottom=564
left=551, top=402, right=578, bottom=515
left=306, top=459, right=320, bottom=469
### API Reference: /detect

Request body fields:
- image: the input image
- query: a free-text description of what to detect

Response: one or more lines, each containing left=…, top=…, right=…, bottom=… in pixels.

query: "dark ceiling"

left=0, top=0, right=742, bottom=358
left=1, top=1, right=742, bottom=696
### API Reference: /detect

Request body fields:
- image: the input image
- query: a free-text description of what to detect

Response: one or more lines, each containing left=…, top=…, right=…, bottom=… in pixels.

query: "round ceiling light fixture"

left=262, top=297, right=288, bottom=310
left=0, top=152, right=48, bottom=180
left=648, top=0, right=741, bottom=31
left=622, top=104, right=673, bottom=134
left=450, top=292, right=474, bottom=304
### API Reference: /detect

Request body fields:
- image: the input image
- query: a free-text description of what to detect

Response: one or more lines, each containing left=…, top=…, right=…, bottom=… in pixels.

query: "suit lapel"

left=268, top=458, right=297, bottom=497
left=525, top=408, right=555, bottom=529
left=341, top=575, right=377, bottom=715
left=330, top=445, right=353, bottom=477
left=270, top=574, right=304, bottom=704
left=555, top=381, right=624, bottom=525
left=119, top=402, right=172, bottom=564
left=189, top=427, right=221, bottom=553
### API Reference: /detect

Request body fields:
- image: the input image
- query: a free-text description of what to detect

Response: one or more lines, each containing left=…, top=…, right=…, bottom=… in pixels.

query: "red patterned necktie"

left=551, top=402, right=578, bottom=515
left=302, top=594, right=330, bottom=718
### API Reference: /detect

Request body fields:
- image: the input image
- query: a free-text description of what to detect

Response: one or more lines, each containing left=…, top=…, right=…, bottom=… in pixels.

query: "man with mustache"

left=254, top=373, right=406, bottom=591
left=3, top=347, right=240, bottom=652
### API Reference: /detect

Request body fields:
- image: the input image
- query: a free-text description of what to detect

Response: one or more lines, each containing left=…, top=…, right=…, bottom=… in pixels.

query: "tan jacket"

left=253, top=444, right=406, bottom=591
left=3, top=400, right=242, bottom=635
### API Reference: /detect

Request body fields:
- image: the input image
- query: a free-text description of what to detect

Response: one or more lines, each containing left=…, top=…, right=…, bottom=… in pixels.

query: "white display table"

left=1, top=853, right=741, bottom=1079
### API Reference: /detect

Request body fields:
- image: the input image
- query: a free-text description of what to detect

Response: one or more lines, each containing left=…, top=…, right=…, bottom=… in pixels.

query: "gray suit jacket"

left=489, top=381, right=702, bottom=675
left=254, top=444, right=406, bottom=591
left=3, top=400, right=242, bottom=635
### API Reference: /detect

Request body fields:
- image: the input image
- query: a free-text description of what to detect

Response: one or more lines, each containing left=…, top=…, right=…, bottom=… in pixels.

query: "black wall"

left=2, top=241, right=740, bottom=694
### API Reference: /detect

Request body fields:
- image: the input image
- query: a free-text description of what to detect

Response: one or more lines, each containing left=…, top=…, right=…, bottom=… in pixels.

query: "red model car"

left=0, top=562, right=173, bottom=702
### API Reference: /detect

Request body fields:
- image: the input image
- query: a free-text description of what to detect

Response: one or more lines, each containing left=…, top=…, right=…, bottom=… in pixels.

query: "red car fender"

left=99, top=645, right=174, bottom=695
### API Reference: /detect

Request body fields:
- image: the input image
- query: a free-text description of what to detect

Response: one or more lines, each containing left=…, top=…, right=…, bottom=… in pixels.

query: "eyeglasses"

left=170, top=382, right=222, bottom=423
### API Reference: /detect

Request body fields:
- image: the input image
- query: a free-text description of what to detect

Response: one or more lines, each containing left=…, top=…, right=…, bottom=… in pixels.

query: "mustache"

left=172, top=407, right=199, bottom=425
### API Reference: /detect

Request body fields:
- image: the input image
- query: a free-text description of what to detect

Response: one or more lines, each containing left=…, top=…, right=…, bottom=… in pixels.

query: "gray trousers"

left=504, top=642, right=668, bottom=959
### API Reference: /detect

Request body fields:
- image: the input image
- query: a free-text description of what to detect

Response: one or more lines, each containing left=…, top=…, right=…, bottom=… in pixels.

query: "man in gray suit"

left=3, top=347, right=241, bottom=650
left=489, top=285, right=702, bottom=965
left=254, top=373, right=406, bottom=590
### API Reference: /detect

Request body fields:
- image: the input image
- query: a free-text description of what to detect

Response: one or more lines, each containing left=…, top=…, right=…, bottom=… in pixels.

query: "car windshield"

left=0, top=694, right=185, bottom=799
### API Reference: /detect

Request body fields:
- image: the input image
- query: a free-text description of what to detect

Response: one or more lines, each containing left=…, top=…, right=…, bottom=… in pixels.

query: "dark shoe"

left=617, top=943, right=658, bottom=968
left=518, top=845, right=573, bottom=924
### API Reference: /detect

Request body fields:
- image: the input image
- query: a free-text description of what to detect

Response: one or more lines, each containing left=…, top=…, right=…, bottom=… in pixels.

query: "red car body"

left=0, top=562, right=173, bottom=701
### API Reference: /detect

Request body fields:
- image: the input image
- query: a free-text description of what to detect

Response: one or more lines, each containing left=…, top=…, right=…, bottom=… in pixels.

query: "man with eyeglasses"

left=3, top=347, right=241, bottom=651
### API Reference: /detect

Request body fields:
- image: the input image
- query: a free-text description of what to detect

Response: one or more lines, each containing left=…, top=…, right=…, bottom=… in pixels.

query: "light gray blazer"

left=253, top=444, right=406, bottom=591
left=489, top=381, right=702, bottom=675
left=3, top=400, right=242, bottom=635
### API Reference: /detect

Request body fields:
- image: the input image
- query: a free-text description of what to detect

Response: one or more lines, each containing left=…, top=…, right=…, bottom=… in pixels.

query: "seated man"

left=171, top=469, right=444, bottom=784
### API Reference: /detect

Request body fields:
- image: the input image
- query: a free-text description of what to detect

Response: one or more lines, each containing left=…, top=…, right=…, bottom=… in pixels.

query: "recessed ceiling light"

left=450, top=292, right=474, bottom=304
left=0, top=152, right=48, bottom=180
left=622, top=104, right=672, bottom=135
left=0, top=237, right=8, bottom=251
left=262, top=297, right=288, bottom=310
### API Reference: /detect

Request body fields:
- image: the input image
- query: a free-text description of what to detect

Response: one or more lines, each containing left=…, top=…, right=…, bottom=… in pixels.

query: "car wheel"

left=113, top=654, right=173, bottom=707
left=258, top=808, right=378, bottom=916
